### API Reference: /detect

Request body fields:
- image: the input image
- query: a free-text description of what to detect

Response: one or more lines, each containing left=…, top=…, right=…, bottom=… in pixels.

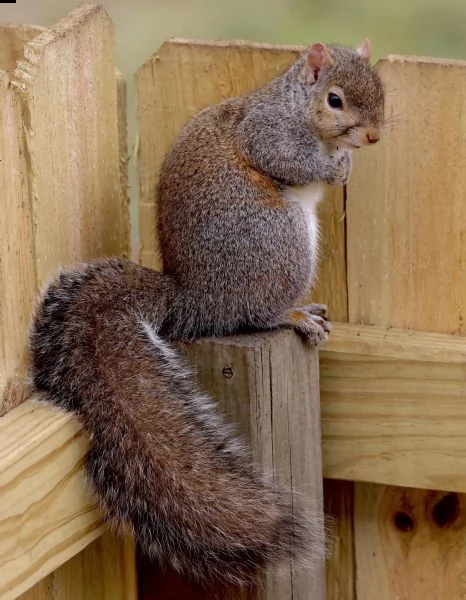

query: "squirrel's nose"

left=365, top=128, right=380, bottom=145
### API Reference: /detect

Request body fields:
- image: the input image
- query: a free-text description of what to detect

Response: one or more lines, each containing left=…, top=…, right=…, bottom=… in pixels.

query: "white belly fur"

left=283, top=182, right=326, bottom=285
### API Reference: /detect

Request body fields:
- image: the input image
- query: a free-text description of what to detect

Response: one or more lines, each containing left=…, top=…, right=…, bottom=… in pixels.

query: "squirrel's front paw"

left=326, top=150, right=352, bottom=186
left=281, top=308, right=331, bottom=346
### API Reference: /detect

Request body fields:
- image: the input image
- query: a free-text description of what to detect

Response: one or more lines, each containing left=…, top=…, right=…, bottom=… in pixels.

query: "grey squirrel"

left=29, top=39, right=384, bottom=585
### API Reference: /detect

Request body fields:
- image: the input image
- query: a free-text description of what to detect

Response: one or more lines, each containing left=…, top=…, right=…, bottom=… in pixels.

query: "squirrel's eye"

left=328, top=93, right=343, bottom=109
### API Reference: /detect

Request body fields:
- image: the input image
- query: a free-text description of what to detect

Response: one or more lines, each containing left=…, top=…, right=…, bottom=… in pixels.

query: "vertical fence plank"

left=324, top=480, right=355, bottom=600
left=0, top=70, right=36, bottom=414
left=136, top=38, right=349, bottom=599
left=11, top=4, right=128, bottom=289
left=347, top=55, right=466, bottom=333
left=354, top=483, right=466, bottom=600
left=1, top=6, right=130, bottom=415
left=135, top=39, right=347, bottom=319
left=346, top=55, right=466, bottom=599
left=312, top=186, right=347, bottom=321
left=116, top=69, right=131, bottom=260
left=0, top=6, right=136, bottom=599
left=0, top=21, right=43, bottom=414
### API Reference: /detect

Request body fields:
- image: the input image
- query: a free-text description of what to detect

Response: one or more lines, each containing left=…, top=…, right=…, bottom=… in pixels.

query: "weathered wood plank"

left=11, top=3, right=127, bottom=289
left=311, top=186, right=347, bottom=321
left=0, top=397, right=138, bottom=600
left=0, top=6, right=136, bottom=598
left=140, top=329, right=326, bottom=599
left=0, top=24, right=44, bottom=73
left=0, top=70, right=36, bottom=414
left=1, top=5, right=130, bottom=415
left=116, top=69, right=131, bottom=260
left=135, top=39, right=347, bottom=319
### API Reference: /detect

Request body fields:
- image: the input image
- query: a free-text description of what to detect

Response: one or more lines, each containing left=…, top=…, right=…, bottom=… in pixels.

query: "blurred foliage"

left=2, top=0, right=466, bottom=120
left=1, top=0, right=465, bottom=252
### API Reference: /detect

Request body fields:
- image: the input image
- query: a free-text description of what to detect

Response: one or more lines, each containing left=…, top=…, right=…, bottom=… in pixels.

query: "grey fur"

left=29, top=42, right=384, bottom=585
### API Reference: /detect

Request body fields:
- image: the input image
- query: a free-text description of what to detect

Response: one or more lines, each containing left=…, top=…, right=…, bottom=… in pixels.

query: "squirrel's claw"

left=280, top=308, right=331, bottom=346
left=301, top=303, right=328, bottom=319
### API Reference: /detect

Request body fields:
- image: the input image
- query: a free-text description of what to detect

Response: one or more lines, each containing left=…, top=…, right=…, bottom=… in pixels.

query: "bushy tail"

left=29, top=258, right=325, bottom=585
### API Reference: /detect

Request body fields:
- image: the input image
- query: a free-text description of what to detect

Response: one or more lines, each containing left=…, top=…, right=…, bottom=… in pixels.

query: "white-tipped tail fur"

left=29, top=259, right=326, bottom=586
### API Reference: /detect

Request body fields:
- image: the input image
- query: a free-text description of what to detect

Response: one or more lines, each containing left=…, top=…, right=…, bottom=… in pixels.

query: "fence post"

left=139, top=330, right=326, bottom=599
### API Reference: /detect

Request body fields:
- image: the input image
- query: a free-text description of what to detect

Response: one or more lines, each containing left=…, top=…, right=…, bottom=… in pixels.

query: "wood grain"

left=321, top=322, right=466, bottom=492
left=354, top=483, right=466, bottom=600
left=0, top=69, right=36, bottom=414
left=17, top=533, right=137, bottom=600
left=3, top=322, right=466, bottom=597
left=0, top=7, right=136, bottom=599
left=135, top=39, right=347, bottom=318
left=0, top=400, right=103, bottom=600
left=346, top=54, right=466, bottom=598
left=0, top=24, right=44, bottom=73
left=140, top=330, right=326, bottom=599
left=1, top=5, right=130, bottom=415
left=310, top=186, right=348, bottom=321
left=324, top=480, right=355, bottom=600
left=347, top=54, right=466, bottom=333
left=116, top=69, right=130, bottom=260
left=11, top=3, right=127, bottom=289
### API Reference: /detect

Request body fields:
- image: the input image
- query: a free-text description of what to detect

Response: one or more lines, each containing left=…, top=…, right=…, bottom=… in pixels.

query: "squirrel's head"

left=302, top=39, right=384, bottom=149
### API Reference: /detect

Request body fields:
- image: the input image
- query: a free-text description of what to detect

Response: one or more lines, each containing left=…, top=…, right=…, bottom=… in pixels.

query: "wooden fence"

left=2, top=3, right=466, bottom=599
left=0, top=5, right=135, bottom=600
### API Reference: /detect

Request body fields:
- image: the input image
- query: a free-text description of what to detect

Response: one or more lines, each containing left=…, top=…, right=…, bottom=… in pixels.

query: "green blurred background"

left=1, top=0, right=465, bottom=254
left=3, top=0, right=466, bottom=68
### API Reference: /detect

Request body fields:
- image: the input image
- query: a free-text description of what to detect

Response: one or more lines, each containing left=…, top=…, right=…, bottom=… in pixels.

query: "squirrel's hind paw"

left=301, top=303, right=328, bottom=319
left=281, top=308, right=331, bottom=346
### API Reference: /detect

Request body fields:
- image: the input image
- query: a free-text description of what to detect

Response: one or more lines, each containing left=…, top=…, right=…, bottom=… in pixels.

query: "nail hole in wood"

left=222, top=365, right=233, bottom=379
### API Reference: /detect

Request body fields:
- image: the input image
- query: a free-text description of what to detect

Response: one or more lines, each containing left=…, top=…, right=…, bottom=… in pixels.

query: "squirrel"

left=29, top=39, right=384, bottom=586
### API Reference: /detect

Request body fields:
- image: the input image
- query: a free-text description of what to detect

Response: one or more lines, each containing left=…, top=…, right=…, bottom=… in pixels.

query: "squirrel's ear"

left=357, top=38, right=371, bottom=62
left=305, top=43, right=334, bottom=83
